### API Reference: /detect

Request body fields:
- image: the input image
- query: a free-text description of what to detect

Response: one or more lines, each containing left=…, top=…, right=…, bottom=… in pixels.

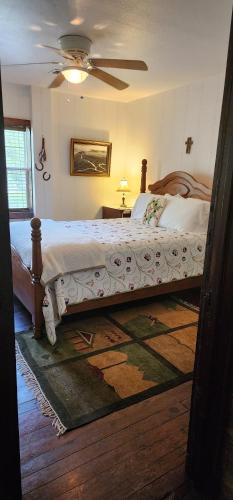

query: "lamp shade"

left=117, top=178, right=130, bottom=192
left=61, top=67, right=88, bottom=84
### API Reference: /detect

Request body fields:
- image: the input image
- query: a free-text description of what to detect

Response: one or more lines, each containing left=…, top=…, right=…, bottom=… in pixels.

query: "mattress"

left=40, top=218, right=206, bottom=344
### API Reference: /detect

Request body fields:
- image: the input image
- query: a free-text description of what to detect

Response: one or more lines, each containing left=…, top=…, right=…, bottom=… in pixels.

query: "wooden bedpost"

left=31, top=217, right=44, bottom=339
left=140, top=158, right=147, bottom=193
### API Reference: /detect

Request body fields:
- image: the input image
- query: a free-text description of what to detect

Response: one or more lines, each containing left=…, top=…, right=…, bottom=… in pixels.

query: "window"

left=4, top=117, right=33, bottom=219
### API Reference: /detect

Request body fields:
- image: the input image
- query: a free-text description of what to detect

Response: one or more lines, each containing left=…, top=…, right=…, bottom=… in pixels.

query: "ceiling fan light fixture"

left=61, top=67, right=88, bottom=84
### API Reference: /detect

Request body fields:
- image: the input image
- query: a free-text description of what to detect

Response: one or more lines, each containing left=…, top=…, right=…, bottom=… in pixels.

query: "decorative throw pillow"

left=131, top=193, right=157, bottom=219
left=143, top=197, right=167, bottom=226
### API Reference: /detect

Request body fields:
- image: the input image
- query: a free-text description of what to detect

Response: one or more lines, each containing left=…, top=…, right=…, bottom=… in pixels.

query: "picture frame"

left=70, top=138, right=112, bottom=177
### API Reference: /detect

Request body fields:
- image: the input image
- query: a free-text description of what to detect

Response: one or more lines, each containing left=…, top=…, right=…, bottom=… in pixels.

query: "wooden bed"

left=11, top=160, right=211, bottom=339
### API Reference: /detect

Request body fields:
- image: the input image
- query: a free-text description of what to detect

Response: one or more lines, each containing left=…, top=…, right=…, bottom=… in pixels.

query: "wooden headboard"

left=139, top=161, right=211, bottom=202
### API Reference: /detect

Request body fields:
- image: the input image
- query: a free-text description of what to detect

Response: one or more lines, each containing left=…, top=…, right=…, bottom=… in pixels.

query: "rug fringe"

left=16, top=342, right=67, bottom=436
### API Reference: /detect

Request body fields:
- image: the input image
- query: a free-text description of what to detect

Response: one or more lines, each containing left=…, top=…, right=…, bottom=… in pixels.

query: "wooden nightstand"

left=102, top=206, right=132, bottom=219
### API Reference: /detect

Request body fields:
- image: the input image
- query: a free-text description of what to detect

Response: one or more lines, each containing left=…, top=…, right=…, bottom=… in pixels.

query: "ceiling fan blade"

left=2, top=61, right=59, bottom=67
left=42, top=44, right=75, bottom=61
left=88, top=68, right=129, bottom=90
left=49, top=73, right=65, bottom=89
left=89, top=58, right=148, bottom=71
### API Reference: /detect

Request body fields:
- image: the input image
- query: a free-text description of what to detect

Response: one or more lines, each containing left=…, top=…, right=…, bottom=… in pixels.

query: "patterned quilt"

left=42, top=218, right=206, bottom=344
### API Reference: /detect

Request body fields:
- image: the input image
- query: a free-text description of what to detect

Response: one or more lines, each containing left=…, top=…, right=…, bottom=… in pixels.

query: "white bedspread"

left=36, top=218, right=206, bottom=345
left=10, top=219, right=106, bottom=284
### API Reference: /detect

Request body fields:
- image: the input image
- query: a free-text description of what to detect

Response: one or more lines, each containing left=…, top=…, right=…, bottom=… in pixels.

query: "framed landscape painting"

left=70, top=138, right=112, bottom=176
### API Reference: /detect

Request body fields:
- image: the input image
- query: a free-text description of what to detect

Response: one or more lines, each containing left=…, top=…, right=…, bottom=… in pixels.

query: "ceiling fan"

left=3, top=34, right=148, bottom=91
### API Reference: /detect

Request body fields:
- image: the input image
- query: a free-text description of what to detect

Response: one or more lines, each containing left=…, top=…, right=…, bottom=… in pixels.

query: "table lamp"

left=117, top=178, right=130, bottom=207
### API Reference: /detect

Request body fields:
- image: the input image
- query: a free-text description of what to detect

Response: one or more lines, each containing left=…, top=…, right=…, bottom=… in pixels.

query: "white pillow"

left=131, top=193, right=160, bottom=219
left=158, top=196, right=210, bottom=233
left=165, top=193, right=182, bottom=198
left=131, top=192, right=182, bottom=219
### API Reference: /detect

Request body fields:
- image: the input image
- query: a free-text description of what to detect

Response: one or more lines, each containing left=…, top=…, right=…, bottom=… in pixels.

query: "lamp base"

left=120, top=193, right=127, bottom=207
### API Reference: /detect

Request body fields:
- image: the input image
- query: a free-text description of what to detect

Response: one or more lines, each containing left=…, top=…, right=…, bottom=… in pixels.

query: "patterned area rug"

left=16, top=296, right=199, bottom=435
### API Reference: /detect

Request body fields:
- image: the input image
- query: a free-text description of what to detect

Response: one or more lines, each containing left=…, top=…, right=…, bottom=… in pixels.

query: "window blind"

left=4, top=121, right=32, bottom=212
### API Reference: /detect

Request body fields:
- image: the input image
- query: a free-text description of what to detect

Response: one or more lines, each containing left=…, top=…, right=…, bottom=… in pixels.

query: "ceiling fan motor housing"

left=59, top=35, right=92, bottom=57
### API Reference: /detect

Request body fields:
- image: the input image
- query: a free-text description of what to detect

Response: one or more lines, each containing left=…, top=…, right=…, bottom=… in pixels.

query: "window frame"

left=4, top=117, right=33, bottom=219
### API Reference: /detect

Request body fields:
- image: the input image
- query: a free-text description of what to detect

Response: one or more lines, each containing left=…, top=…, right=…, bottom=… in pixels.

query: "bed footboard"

left=11, top=217, right=44, bottom=339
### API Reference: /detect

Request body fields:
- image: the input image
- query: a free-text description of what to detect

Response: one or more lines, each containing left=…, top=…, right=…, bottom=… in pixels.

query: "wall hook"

left=39, top=137, right=47, bottom=163
left=35, top=161, right=44, bottom=172
left=35, top=137, right=51, bottom=180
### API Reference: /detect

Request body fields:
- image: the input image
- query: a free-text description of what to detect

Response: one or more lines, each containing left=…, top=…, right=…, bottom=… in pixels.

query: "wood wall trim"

left=186, top=12, right=233, bottom=498
left=0, top=72, right=22, bottom=498
left=10, top=209, right=33, bottom=220
left=4, top=117, right=31, bottom=130
left=4, top=117, right=33, bottom=218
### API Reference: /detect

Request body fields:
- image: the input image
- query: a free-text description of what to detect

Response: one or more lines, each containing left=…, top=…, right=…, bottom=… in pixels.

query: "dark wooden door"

left=0, top=71, right=22, bottom=497
left=186, top=11, right=233, bottom=499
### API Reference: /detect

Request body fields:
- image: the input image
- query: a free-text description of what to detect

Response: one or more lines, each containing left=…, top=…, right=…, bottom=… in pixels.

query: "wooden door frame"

left=0, top=71, right=22, bottom=497
left=186, top=11, right=233, bottom=499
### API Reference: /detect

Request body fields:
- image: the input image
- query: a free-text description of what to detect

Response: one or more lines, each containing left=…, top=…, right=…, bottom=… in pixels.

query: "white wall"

left=2, top=82, right=31, bottom=119
left=2, top=73, right=225, bottom=219
left=125, top=73, right=225, bottom=193
left=31, top=88, right=127, bottom=219
left=51, top=92, right=127, bottom=220
left=31, top=87, right=57, bottom=219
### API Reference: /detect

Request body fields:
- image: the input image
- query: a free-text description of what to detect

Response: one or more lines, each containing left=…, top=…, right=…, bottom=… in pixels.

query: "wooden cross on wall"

left=185, top=137, right=193, bottom=154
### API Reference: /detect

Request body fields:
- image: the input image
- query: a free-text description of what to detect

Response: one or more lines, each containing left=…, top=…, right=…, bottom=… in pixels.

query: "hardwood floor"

left=15, top=297, right=195, bottom=500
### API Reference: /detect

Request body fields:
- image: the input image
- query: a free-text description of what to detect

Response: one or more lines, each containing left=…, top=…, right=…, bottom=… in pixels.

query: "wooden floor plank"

left=17, top=370, right=35, bottom=405
left=20, top=385, right=191, bottom=483
left=18, top=399, right=38, bottom=416
left=128, top=464, right=186, bottom=499
left=20, top=382, right=192, bottom=467
left=19, top=409, right=49, bottom=437
left=22, top=403, right=188, bottom=493
left=55, top=448, right=186, bottom=500
left=23, top=414, right=188, bottom=499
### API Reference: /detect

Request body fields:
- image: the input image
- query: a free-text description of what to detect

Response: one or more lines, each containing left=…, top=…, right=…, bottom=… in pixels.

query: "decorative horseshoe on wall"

left=43, top=171, right=51, bottom=181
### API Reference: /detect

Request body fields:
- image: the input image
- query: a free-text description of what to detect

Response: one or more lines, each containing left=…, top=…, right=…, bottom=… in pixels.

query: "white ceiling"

left=0, top=0, right=232, bottom=102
